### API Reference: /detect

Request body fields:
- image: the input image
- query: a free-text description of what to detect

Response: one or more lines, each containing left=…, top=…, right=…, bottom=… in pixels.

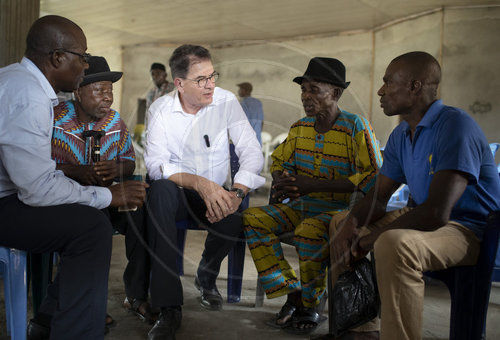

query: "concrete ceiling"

left=41, top=0, right=500, bottom=51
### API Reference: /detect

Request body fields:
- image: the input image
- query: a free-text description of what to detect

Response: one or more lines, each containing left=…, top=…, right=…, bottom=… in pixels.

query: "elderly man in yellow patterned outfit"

left=243, top=57, right=382, bottom=335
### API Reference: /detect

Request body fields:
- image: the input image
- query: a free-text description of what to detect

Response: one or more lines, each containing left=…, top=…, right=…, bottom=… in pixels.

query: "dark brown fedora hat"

left=293, top=57, right=350, bottom=89
left=80, top=56, right=123, bottom=87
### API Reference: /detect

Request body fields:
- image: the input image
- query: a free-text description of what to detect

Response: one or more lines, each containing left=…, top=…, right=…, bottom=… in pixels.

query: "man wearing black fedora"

left=243, top=57, right=382, bottom=335
left=49, top=56, right=157, bottom=327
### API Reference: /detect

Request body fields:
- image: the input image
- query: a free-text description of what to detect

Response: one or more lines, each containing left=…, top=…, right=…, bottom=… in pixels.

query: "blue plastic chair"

left=175, top=143, right=248, bottom=303
left=176, top=197, right=248, bottom=303
left=0, top=246, right=27, bottom=340
left=425, top=211, right=500, bottom=340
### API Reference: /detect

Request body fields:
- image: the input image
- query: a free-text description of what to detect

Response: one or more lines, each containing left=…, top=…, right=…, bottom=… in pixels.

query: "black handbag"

left=331, top=257, right=380, bottom=336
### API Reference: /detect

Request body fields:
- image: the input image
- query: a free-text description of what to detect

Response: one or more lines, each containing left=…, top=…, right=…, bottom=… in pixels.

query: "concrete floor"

left=1, top=180, right=500, bottom=339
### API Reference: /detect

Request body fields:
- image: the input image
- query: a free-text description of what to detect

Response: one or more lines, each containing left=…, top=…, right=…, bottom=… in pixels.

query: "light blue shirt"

left=240, top=96, right=264, bottom=145
left=0, top=57, right=111, bottom=208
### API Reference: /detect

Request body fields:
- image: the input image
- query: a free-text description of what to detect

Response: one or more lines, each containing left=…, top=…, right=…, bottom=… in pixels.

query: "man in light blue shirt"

left=0, top=15, right=147, bottom=340
left=237, top=82, right=264, bottom=145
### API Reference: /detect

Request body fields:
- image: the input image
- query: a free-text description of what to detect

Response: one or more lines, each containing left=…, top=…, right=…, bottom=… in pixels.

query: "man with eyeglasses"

left=0, top=15, right=147, bottom=340
left=144, top=44, right=264, bottom=339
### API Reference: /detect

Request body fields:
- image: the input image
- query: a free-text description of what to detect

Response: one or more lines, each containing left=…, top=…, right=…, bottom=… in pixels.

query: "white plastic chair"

left=271, top=132, right=289, bottom=149
left=261, top=132, right=272, bottom=173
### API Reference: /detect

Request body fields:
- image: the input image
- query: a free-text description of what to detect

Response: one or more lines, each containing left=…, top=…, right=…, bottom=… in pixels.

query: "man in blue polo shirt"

left=329, top=51, right=500, bottom=340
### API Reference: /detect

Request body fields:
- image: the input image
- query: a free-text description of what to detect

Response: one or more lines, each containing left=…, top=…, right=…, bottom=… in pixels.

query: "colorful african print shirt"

left=51, top=100, right=135, bottom=165
left=270, top=111, right=382, bottom=209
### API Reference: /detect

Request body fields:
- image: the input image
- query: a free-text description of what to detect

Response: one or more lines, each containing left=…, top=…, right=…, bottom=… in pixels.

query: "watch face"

left=232, top=188, right=245, bottom=198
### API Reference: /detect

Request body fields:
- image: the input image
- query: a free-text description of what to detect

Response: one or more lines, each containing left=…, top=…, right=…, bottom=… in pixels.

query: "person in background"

left=0, top=15, right=146, bottom=340
left=237, top=81, right=264, bottom=145
left=146, top=62, right=175, bottom=110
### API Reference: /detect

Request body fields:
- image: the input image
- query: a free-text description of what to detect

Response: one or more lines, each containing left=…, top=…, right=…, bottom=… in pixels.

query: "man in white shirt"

left=0, top=15, right=147, bottom=340
left=144, top=44, right=264, bottom=340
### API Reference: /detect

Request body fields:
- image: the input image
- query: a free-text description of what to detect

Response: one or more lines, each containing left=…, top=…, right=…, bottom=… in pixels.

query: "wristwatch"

left=230, top=188, right=246, bottom=199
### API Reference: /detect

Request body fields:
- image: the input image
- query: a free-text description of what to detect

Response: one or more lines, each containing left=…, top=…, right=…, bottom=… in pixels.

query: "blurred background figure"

left=237, top=82, right=264, bottom=145
left=146, top=62, right=174, bottom=110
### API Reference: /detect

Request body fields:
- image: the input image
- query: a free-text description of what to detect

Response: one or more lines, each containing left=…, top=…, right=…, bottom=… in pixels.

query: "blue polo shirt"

left=380, top=100, right=500, bottom=237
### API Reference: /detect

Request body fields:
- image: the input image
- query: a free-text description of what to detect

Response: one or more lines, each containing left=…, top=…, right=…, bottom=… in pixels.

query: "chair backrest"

left=261, top=131, right=272, bottom=145
left=271, top=132, right=289, bottom=149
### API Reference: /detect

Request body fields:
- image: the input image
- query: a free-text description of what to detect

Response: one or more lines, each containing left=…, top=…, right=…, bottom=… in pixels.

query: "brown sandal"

left=123, top=297, right=159, bottom=324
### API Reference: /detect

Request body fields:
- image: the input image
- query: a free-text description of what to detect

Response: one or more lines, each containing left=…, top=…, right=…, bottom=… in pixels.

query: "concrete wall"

left=441, top=7, right=500, bottom=145
left=371, top=10, right=443, bottom=143
left=120, top=6, right=500, bottom=149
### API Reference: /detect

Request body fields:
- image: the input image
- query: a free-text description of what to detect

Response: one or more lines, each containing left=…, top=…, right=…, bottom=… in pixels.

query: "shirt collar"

left=21, top=57, right=59, bottom=106
left=417, top=99, right=443, bottom=128
left=402, top=99, right=443, bottom=137
left=172, top=87, right=218, bottom=115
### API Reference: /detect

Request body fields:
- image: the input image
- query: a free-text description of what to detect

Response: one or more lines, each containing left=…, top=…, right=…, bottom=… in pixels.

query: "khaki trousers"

left=329, top=208, right=480, bottom=339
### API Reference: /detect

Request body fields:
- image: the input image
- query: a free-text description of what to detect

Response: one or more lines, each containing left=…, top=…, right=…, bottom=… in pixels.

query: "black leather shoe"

left=147, top=307, right=182, bottom=340
left=194, top=276, right=223, bottom=311
left=27, top=319, right=50, bottom=340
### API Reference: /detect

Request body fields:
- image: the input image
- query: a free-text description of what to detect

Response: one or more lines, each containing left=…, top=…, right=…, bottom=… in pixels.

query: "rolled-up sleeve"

left=144, top=102, right=170, bottom=180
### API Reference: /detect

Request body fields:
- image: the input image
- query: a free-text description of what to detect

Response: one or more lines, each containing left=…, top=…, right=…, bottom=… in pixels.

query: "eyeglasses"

left=184, top=71, right=219, bottom=88
left=49, top=48, right=92, bottom=63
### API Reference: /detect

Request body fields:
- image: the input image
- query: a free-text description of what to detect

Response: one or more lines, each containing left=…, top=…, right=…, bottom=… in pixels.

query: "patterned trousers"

left=243, top=201, right=345, bottom=307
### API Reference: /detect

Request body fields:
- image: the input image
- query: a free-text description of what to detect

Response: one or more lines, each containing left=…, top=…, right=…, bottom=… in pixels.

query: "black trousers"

left=107, top=207, right=150, bottom=301
left=145, top=179, right=244, bottom=308
left=0, top=194, right=112, bottom=340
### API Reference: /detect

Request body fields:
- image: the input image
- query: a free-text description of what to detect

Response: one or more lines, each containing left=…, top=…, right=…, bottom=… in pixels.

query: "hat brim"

left=80, top=71, right=123, bottom=87
left=293, top=75, right=350, bottom=89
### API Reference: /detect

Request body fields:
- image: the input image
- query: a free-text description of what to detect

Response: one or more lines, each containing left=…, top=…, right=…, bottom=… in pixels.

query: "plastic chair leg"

left=227, top=232, right=245, bottom=303
left=176, top=229, right=187, bottom=276
left=1, top=248, right=27, bottom=340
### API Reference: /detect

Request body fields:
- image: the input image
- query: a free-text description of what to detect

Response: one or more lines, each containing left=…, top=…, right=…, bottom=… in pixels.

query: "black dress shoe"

left=194, top=276, right=223, bottom=311
left=147, top=307, right=182, bottom=340
left=27, top=319, right=50, bottom=340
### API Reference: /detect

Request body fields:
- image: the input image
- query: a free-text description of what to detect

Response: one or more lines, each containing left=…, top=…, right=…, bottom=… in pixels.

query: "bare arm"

left=56, top=163, right=101, bottom=186
left=330, top=173, right=400, bottom=267
left=273, top=173, right=356, bottom=202
left=356, top=170, right=468, bottom=253
left=57, top=160, right=136, bottom=187
left=331, top=170, right=468, bottom=267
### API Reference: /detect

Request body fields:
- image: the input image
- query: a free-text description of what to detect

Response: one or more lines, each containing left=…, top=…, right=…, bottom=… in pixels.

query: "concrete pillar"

left=0, top=0, right=40, bottom=67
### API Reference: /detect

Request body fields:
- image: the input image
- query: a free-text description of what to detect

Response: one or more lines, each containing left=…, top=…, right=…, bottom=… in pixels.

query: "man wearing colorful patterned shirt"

left=243, top=57, right=382, bottom=335
left=52, top=101, right=134, bottom=173
left=51, top=56, right=157, bottom=325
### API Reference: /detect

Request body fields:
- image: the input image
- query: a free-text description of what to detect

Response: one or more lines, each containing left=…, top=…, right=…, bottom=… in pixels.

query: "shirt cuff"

left=233, top=170, right=266, bottom=190
left=93, top=186, right=113, bottom=209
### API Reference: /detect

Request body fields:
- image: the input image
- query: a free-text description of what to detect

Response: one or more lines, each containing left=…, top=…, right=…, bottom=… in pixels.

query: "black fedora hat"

left=80, top=56, right=123, bottom=87
left=293, top=57, right=350, bottom=89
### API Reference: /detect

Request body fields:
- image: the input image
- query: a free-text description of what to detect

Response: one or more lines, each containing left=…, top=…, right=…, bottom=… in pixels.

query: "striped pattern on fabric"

left=51, top=100, right=135, bottom=165
left=245, top=110, right=382, bottom=306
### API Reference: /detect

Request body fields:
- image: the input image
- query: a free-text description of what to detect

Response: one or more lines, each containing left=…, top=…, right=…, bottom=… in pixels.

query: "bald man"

left=329, top=51, right=500, bottom=339
left=0, top=15, right=147, bottom=340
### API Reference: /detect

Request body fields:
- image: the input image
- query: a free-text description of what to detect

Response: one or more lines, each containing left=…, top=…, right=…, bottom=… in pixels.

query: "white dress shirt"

left=145, top=87, right=265, bottom=190
left=0, top=57, right=111, bottom=208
